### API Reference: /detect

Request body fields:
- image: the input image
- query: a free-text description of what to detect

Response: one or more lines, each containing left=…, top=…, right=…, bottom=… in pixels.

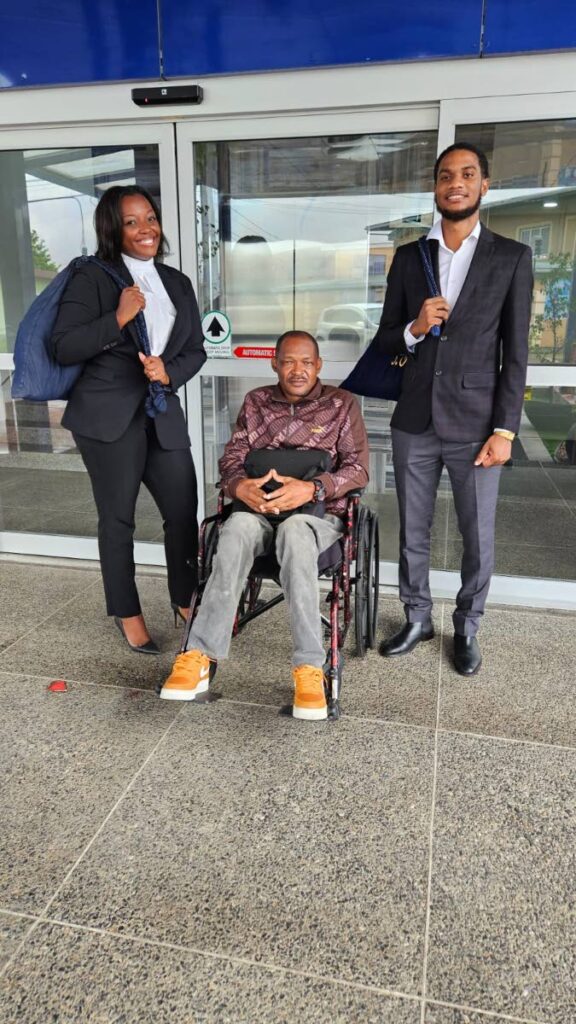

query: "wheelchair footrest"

left=327, top=699, right=341, bottom=721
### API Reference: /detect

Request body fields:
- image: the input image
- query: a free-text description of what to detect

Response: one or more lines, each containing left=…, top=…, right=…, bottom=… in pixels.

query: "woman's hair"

left=94, top=185, right=169, bottom=262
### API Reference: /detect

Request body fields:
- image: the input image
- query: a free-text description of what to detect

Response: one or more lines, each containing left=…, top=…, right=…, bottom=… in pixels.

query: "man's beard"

left=435, top=194, right=481, bottom=222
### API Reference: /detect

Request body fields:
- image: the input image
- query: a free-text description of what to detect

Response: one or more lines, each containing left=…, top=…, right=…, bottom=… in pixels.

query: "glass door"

left=435, top=93, right=576, bottom=604
left=177, top=109, right=439, bottom=580
left=0, top=123, right=178, bottom=564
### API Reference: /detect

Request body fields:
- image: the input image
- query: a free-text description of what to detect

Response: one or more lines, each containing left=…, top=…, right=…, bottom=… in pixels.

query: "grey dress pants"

left=392, top=426, right=502, bottom=636
left=186, top=511, right=343, bottom=667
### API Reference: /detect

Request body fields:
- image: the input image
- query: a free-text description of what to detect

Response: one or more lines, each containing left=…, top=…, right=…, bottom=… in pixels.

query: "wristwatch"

left=312, top=478, right=326, bottom=503
left=494, top=429, right=515, bottom=441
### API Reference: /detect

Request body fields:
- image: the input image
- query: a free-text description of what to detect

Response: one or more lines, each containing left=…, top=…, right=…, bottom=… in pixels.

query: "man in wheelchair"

left=160, top=330, right=369, bottom=720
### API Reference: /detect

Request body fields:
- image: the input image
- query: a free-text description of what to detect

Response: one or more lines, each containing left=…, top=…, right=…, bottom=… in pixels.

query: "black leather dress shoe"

left=379, top=621, right=434, bottom=657
left=453, top=634, right=482, bottom=675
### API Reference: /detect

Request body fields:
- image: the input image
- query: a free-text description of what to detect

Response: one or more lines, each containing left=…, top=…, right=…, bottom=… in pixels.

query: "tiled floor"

left=0, top=559, right=575, bottom=1023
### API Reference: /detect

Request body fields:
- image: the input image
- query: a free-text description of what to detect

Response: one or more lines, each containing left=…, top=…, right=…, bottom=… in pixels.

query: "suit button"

left=440, top=333, right=448, bottom=341
left=435, top=370, right=443, bottom=376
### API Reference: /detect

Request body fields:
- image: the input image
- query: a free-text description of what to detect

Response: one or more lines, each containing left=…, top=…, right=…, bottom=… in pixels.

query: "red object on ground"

left=47, top=680, right=68, bottom=692
left=233, top=346, right=275, bottom=359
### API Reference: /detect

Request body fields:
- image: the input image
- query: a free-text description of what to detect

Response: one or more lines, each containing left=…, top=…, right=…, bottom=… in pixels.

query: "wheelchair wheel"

left=354, top=506, right=370, bottom=657
left=366, top=512, right=380, bottom=649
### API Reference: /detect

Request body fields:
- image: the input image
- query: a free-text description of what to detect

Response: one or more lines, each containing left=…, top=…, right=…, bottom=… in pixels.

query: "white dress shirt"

left=404, top=218, right=481, bottom=348
left=122, top=254, right=176, bottom=357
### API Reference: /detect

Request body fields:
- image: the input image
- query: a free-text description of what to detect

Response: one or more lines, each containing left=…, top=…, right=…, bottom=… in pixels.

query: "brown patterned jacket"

left=219, top=380, right=369, bottom=517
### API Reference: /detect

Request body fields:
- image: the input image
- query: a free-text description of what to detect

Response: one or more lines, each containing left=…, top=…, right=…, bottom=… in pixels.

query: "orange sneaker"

left=160, top=649, right=216, bottom=701
left=292, top=665, right=327, bottom=721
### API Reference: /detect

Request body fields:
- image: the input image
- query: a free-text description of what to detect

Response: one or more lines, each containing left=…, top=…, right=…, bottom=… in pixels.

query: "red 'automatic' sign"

left=233, top=346, right=275, bottom=359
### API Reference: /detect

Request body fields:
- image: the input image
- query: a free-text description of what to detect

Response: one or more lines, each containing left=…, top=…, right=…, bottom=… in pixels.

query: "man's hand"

left=261, top=469, right=315, bottom=515
left=138, top=353, right=170, bottom=386
left=411, top=296, right=450, bottom=337
left=235, top=471, right=276, bottom=513
left=474, top=434, right=512, bottom=468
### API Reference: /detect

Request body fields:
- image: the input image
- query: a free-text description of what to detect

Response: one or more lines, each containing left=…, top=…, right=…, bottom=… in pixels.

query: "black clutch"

left=233, top=447, right=332, bottom=520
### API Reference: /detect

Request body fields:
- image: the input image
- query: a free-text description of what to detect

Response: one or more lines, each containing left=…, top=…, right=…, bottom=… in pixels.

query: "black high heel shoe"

left=114, top=617, right=160, bottom=655
left=170, top=602, right=188, bottom=628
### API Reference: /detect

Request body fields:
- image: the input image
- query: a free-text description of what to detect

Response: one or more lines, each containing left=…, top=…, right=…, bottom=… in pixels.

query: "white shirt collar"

left=122, top=253, right=156, bottom=276
left=427, top=219, right=481, bottom=251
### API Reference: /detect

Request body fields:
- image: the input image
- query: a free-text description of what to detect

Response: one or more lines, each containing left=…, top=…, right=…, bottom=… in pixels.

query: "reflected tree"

left=530, top=252, right=576, bottom=364
left=30, top=230, right=58, bottom=273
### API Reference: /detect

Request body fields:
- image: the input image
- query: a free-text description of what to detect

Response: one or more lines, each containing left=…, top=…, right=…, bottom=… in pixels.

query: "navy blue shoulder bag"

left=340, top=236, right=440, bottom=401
left=11, top=255, right=167, bottom=417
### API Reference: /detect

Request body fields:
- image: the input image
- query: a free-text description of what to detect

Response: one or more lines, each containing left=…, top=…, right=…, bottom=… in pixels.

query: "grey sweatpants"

left=187, top=511, right=343, bottom=667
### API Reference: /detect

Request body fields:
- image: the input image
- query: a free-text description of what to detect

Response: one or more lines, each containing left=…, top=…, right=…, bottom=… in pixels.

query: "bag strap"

left=417, top=237, right=441, bottom=338
left=76, top=255, right=167, bottom=417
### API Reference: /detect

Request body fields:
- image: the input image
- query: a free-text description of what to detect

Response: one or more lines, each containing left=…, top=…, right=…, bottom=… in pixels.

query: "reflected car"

left=316, top=303, right=382, bottom=360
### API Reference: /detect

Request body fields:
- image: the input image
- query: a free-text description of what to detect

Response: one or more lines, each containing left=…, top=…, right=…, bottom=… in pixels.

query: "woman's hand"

left=138, top=353, right=170, bottom=386
left=116, top=286, right=146, bottom=329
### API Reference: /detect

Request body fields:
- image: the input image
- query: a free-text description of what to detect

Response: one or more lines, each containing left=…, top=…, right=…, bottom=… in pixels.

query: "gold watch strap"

left=494, top=429, right=515, bottom=441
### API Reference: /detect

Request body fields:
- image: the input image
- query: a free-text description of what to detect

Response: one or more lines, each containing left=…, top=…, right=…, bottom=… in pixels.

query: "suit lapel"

left=447, top=224, right=495, bottom=327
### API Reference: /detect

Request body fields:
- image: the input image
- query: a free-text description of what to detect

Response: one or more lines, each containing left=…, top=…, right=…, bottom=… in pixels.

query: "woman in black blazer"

left=52, top=185, right=206, bottom=653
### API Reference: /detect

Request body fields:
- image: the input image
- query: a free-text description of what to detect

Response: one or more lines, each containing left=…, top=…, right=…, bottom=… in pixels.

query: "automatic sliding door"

left=191, top=129, right=439, bottom=539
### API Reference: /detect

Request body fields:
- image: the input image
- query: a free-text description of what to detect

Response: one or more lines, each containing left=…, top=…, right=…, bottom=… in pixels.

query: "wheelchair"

left=182, top=490, right=380, bottom=720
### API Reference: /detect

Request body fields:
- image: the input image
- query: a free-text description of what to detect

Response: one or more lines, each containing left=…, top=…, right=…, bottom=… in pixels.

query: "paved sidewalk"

left=0, top=560, right=574, bottom=1023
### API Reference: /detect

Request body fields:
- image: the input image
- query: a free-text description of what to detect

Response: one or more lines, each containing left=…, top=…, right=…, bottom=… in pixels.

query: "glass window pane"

left=446, top=386, right=576, bottom=582
left=194, top=131, right=437, bottom=361
left=455, top=119, right=576, bottom=366
left=0, top=145, right=164, bottom=542
left=195, top=129, right=439, bottom=553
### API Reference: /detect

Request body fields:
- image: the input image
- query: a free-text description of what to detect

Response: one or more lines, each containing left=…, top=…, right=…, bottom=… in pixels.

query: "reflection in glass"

left=201, top=374, right=576, bottom=583
left=456, top=119, right=576, bottom=366
left=0, top=145, right=163, bottom=541
left=194, top=132, right=438, bottom=361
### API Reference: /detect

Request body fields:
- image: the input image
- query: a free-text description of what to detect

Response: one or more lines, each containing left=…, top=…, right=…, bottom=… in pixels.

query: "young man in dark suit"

left=376, top=143, right=533, bottom=675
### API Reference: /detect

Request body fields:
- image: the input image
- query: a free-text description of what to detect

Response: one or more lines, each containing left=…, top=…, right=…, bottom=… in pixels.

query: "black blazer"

left=374, top=225, right=533, bottom=440
left=51, top=259, right=206, bottom=448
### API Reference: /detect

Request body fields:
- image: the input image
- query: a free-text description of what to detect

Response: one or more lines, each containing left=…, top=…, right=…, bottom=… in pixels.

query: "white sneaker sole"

left=292, top=704, right=328, bottom=721
left=159, top=679, right=210, bottom=701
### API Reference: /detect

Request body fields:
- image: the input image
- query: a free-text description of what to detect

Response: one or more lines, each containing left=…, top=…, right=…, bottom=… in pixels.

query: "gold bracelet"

left=494, top=429, right=515, bottom=441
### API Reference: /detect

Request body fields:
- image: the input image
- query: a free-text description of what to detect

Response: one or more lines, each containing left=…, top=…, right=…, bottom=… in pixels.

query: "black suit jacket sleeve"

left=164, top=276, right=206, bottom=390
left=492, top=246, right=533, bottom=434
left=52, top=266, right=124, bottom=364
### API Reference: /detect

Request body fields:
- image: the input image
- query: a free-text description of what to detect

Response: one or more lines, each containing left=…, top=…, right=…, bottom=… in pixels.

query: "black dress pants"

left=74, top=410, right=198, bottom=617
